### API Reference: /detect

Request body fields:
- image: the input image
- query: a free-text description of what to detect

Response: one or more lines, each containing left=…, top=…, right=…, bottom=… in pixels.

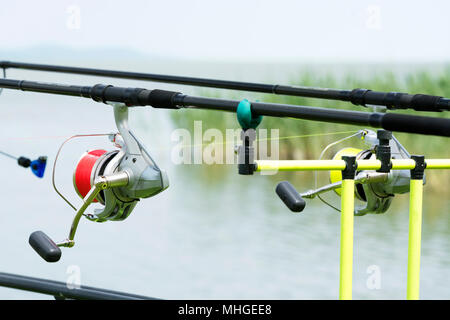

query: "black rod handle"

left=29, top=231, right=62, bottom=263
left=349, top=89, right=449, bottom=112
left=276, top=181, right=306, bottom=213
left=1, top=78, right=450, bottom=137
left=380, top=113, right=450, bottom=137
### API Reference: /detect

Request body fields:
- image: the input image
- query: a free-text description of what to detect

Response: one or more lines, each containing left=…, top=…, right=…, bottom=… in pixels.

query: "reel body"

left=72, top=138, right=169, bottom=222
left=73, top=148, right=138, bottom=222
left=329, top=144, right=409, bottom=215
left=29, top=103, right=169, bottom=262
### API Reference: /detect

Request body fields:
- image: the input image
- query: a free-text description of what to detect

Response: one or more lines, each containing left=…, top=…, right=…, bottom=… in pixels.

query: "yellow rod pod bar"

left=407, top=155, right=426, bottom=300
left=339, top=156, right=357, bottom=300
left=255, top=159, right=450, bottom=172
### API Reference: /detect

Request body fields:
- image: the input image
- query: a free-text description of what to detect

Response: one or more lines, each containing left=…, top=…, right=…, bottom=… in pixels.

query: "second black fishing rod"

left=0, top=78, right=449, bottom=137
left=1, top=60, right=449, bottom=112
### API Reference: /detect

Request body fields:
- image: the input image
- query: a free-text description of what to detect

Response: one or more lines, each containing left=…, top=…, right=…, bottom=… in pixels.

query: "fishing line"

left=0, top=135, right=73, bottom=141
left=0, top=150, right=17, bottom=160
left=258, top=130, right=358, bottom=143
left=170, top=130, right=358, bottom=150
left=315, top=130, right=366, bottom=212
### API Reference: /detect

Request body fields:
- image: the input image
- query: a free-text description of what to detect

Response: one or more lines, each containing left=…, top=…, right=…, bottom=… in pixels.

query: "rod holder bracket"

left=342, top=156, right=357, bottom=180
left=410, top=155, right=426, bottom=180
left=376, top=129, right=392, bottom=173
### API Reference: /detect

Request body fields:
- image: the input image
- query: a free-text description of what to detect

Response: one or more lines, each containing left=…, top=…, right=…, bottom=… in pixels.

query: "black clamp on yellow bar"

left=410, top=155, right=426, bottom=180
left=376, top=130, right=392, bottom=173
left=342, top=156, right=357, bottom=180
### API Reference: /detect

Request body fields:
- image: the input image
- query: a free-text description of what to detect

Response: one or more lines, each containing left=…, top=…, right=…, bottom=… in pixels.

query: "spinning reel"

left=29, top=104, right=169, bottom=262
left=276, top=129, right=418, bottom=215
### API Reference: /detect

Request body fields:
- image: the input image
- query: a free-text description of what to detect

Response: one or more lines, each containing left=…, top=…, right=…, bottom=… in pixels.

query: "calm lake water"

left=0, top=62, right=448, bottom=299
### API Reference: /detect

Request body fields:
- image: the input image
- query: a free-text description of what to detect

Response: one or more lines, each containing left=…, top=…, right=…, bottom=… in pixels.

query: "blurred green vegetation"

left=170, top=68, right=450, bottom=191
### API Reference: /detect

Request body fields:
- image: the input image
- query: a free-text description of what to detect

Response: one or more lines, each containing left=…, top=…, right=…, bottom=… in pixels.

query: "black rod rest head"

left=376, top=130, right=392, bottom=173
left=341, top=156, right=357, bottom=180
left=410, top=155, right=426, bottom=180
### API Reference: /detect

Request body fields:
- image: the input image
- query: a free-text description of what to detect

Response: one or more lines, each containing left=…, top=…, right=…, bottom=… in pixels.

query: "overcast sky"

left=1, top=0, right=449, bottom=62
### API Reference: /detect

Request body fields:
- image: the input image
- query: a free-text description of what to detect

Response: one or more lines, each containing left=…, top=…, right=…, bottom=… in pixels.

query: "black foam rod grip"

left=29, top=231, right=62, bottom=263
left=276, top=181, right=306, bottom=213
left=381, top=113, right=450, bottom=137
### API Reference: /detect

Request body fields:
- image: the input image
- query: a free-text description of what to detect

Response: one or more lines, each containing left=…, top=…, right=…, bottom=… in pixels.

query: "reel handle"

left=29, top=231, right=62, bottom=262
left=276, top=181, right=306, bottom=213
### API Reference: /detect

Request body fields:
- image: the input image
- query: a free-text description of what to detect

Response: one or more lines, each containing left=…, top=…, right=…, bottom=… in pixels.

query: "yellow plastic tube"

left=255, top=159, right=450, bottom=172
left=339, top=179, right=355, bottom=300
left=406, top=179, right=423, bottom=300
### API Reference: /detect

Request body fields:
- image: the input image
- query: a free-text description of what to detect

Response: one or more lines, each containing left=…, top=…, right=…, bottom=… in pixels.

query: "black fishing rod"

left=1, top=60, right=449, bottom=112
left=0, top=78, right=449, bottom=137
left=0, top=272, right=156, bottom=300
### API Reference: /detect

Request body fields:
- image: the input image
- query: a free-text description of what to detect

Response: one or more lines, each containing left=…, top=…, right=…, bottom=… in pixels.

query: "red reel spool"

left=73, top=149, right=107, bottom=202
